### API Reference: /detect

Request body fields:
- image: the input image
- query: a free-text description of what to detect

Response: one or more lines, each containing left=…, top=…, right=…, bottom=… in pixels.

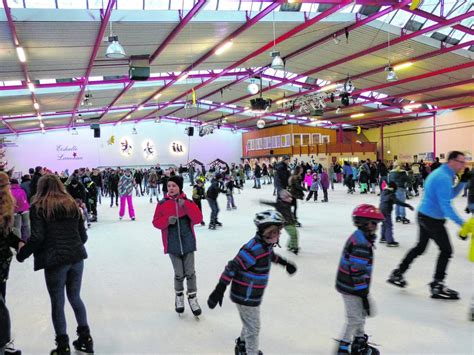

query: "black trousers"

left=322, top=188, right=328, bottom=201
left=110, top=188, right=119, bottom=206
left=0, top=284, right=10, bottom=348
left=306, top=190, right=318, bottom=201
left=398, top=213, right=452, bottom=282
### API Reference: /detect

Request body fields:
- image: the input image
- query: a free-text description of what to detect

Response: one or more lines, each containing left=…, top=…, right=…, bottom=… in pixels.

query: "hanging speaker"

left=129, top=55, right=150, bottom=81
left=93, top=128, right=100, bottom=138
left=185, top=127, right=194, bottom=136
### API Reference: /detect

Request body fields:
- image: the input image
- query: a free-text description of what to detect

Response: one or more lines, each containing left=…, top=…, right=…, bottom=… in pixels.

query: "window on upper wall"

left=293, top=134, right=301, bottom=146
left=322, top=135, right=330, bottom=144
left=247, top=140, right=252, bottom=152
left=312, top=133, right=321, bottom=144
left=257, top=138, right=263, bottom=150
left=302, top=134, right=310, bottom=146
left=272, top=136, right=281, bottom=148
left=281, top=134, right=291, bottom=148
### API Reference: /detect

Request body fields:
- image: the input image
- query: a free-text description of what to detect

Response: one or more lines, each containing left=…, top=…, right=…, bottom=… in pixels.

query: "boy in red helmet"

left=335, top=204, right=384, bottom=355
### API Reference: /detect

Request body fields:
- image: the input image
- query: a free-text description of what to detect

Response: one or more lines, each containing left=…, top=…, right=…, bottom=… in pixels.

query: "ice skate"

left=235, top=338, right=246, bottom=355
left=379, top=238, right=386, bottom=244
left=401, top=217, right=410, bottom=224
left=335, top=339, right=350, bottom=354
left=387, top=270, right=407, bottom=288
left=215, top=220, right=223, bottom=227
left=175, top=292, right=185, bottom=314
left=4, top=340, right=21, bottom=355
left=387, top=241, right=399, bottom=247
left=351, top=335, right=379, bottom=355
left=288, top=247, right=299, bottom=255
left=430, top=281, right=460, bottom=300
left=187, top=293, right=202, bottom=317
left=209, top=222, right=216, bottom=230
left=72, top=326, right=94, bottom=354
left=395, top=216, right=402, bottom=223
left=200, top=221, right=206, bottom=226
left=50, top=335, right=70, bottom=355
left=295, top=221, right=302, bottom=228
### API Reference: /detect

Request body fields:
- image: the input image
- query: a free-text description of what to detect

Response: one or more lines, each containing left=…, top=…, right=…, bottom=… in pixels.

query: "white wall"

left=4, top=121, right=242, bottom=173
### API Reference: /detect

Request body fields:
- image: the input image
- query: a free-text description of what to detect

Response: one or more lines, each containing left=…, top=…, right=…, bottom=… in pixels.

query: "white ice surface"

left=7, top=182, right=474, bottom=354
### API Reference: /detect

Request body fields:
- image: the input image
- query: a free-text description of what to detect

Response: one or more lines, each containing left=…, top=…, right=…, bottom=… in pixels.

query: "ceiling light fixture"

left=16, top=46, right=26, bottom=63
left=39, top=122, right=45, bottom=128
left=404, top=103, right=422, bottom=110
left=257, top=119, right=266, bottom=129
left=138, top=105, right=144, bottom=111
left=270, top=11, right=284, bottom=71
left=126, top=114, right=131, bottom=119
left=385, top=65, right=398, bottom=82
left=282, top=119, right=288, bottom=125
left=27, top=82, right=35, bottom=92
left=333, top=34, right=341, bottom=44
left=350, top=113, right=365, bottom=118
left=153, top=93, right=162, bottom=100
left=247, top=81, right=260, bottom=95
left=215, top=40, right=233, bottom=55
left=105, top=22, right=126, bottom=59
left=37, top=114, right=42, bottom=121
left=336, top=106, right=342, bottom=114
left=33, top=102, right=40, bottom=110
left=132, top=127, right=137, bottom=135
left=276, top=98, right=288, bottom=105
left=72, top=128, right=78, bottom=135
left=393, top=62, right=413, bottom=71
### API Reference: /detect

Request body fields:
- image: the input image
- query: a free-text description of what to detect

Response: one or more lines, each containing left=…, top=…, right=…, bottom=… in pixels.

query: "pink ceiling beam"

left=100, top=0, right=207, bottom=121
left=345, top=102, right=474, bottom=126
left=185, top=0, right=411, bottom=122
left=247, top=0, right=402, bottom=4
left=67, top=0, right=116, bottom=128
left=117, top=1, right=285, bottom=124
left=403, top=6, right=474, bottom=36
left=149, top=0, right=207, bottom=63
left=0, top=70, right=253, bottom=92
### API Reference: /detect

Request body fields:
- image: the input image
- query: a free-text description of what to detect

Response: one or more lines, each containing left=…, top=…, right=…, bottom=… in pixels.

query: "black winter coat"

left=67, top=183, right=87, bottom=202
left=0, top=228, right=21, bottom=282
left=16, top=206, right=88, bottom=271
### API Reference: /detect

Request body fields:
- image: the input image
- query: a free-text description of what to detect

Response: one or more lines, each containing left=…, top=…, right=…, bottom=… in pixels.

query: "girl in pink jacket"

left=10, top=178, right=31, bottom=241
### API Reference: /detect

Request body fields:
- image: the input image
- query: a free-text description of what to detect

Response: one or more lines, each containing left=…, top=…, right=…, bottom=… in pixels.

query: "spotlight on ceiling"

left=256, top=119, right=266, bottom=129
left=333, top=34, right=341, bottom=45
left=282, top=119, right=288, bottom=125
left=270, top=51, right=285, bottom=70
left=336, top=106, right=342, bottom=114
left=72, top=128, right=78, bottom=135
left=385, top=65, right=398, bottom=81
left=105, top=29, right=126, bottom=59
left=155, top=117, right=161, bottom=123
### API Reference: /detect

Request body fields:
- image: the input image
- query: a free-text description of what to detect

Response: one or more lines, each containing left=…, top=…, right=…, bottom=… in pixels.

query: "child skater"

left=261, top=189, right=299, bottom=254
left=225, top=176, right=237, bottom=210
left=192, top=178, right=206, bottom=226
left=152, top=176, right=203, bottom=316
left=305, top=173, right=319, bottom=202
left=207, top=210, right=297, bottom=355
left=379, top=182, right=414, bottom=247
left=320, top=168, right=330, bottom=202
left=335, top=204, right=384, bottom=355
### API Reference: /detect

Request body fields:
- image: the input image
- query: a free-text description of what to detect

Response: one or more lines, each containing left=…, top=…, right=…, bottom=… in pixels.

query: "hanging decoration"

left=142, top=139, right=155, bottom=159
left=107, top=135, right=115, bottom=145
left=120, top=137, right=133, bottom=156
left=410, top=0, right=422, bottom=10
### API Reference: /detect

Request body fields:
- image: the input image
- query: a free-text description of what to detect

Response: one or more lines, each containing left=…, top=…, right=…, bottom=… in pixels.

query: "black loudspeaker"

left=93, top=128, right=100, bottom=138
left=129, top=55, right=150, bottom=81
left=270, top=149, right=274, bottom=155
left=187, top=127, right=194, bottom=136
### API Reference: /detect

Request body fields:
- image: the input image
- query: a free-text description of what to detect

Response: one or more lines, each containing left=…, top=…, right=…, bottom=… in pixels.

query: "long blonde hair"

left=32, top=174, right=80, bottom=221
left=0, top=171, right=14, bottom=232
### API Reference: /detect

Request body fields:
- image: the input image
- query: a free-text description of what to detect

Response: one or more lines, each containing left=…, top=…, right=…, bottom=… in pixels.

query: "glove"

left=168, top=216, right=177, bottom=225
left=362, top=296, right=371, bottom=317
left=286, top=261, right=297, bottom=275
left=459, top=218, right=474, bottom=240
left=207, top=282, right=227, bottom=309
left=408, top=205, right=415, bottom=211
left=466, top=207, right=471, bottom=214
left=460, top=171, right=471, bottom=183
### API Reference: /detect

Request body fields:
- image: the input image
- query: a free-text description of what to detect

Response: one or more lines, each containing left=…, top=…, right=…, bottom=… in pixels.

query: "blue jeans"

left=255, top=178, right=261, bottom=188
left=395, top=188, right=406, bottom=218
left=381, top=213, right=394, bottom=242
left=44, top=260, right=88, bottom=336
left=207, top=198, right=219, bottom=223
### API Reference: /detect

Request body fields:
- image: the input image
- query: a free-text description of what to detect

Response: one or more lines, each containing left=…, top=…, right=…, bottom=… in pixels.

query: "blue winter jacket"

left=418, top=164, right=465, bottom=226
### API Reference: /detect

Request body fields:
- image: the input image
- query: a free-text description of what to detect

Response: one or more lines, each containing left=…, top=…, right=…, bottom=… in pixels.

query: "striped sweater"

left=219, top=234, right=286, bottom=307
left=335, top=229, right=375, bottom=297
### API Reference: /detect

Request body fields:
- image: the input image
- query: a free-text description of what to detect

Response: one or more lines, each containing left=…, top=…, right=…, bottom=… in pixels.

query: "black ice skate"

left=175, top=292, right=185, bottom=314
left=235, top=338, right=246, bottom=355
left=288, top=247, right=299, bottom=255
left=187, top=293, right=202, bottom=317
left=395, top=216, right=402, bottom=223
left=401, top=217, right=410, bottom=224
left=387, top=270, right=407, bottom=288
left=209, top=222, right=216, bottom=230
left=351, top=334, right=379, bottom=355
left=72, top=326, right=94, bottom=354
left=430, top=281, right=460, bottom=300
left=387, top=241, right=399, bottom=247
left=215, top=220, right=223, bottom=227
left=4, top=340, right=21, bottom=355
left=50, top=335, right=70, bottom=355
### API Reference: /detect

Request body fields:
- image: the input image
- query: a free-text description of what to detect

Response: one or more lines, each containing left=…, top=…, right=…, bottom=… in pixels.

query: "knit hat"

left=168, top=175, right=183, bottom=192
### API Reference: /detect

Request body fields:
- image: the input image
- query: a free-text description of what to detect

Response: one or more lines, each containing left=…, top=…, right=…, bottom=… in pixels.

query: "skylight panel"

left=39, top=79, right=56, bottom=84
left=3, top=80, right=22, bottom=86
left=390, top=10, right=412, bottom=28
left=447, top=1, right=472, bottom=19
left=88, top=0, right=106, bottom=10
left=431, top=1, right=456, bottom=17
left=204, top=0, right=218, bottom=10
left=144, top=0, right=169, bottom=10
left=218, top=0, right=239, bottom=10
left=460, top=34, right=474, bottom=44
left=419, top=0, right=438, bottom=13
left=24, top=0, right=55, bottom=8
left=300, top=3, right=314, bottom=13
left=57, top=0, right=87, bottom=8
left=117, top=0, right=142, bottom=10
left=6, top=0, right=24, bottom=7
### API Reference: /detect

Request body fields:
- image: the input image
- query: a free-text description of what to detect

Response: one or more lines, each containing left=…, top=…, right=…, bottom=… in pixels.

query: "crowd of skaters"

left=0, top=151, right=472, bottom=355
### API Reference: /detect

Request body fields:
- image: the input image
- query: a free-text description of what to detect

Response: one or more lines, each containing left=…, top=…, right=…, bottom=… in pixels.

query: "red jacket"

left=152, top=192, right=203, bottom=255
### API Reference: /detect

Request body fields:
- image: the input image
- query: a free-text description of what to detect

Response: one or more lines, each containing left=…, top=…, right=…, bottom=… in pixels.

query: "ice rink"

left=7, top=181, right=474, bottom=354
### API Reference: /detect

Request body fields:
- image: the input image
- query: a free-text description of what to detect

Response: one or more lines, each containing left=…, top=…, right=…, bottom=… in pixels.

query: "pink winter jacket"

left=11, top=184, right=30, bottom=213
left=304, top=174, right=313, bottom=189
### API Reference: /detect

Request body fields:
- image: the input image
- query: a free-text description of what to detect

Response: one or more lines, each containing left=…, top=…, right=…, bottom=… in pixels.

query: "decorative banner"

left=120, top=137, right=134, bottom=156
left=170, top=141, right=185, bottom=154
left=142, top=139, right=156, bottom=159
left=56, top=145, right=83, bottom=161
left=107, top=135, right=115, bottom=145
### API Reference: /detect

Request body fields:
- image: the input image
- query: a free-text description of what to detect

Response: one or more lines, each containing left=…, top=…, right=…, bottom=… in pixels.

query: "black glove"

left=286, top=262, right=297, bottom=275
left=466, top=207, right=471, bottom=214
left=207, top=282, right=227, bottom=309
left=408, top=205, right=415, bottom=211
left=362, top=296, right=371, bottom=316
left=460, top=171, right=471, bottom=183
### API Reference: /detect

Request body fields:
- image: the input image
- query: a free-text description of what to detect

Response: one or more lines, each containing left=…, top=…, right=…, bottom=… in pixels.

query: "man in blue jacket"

left=388, top=151, right=470, bottom=300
